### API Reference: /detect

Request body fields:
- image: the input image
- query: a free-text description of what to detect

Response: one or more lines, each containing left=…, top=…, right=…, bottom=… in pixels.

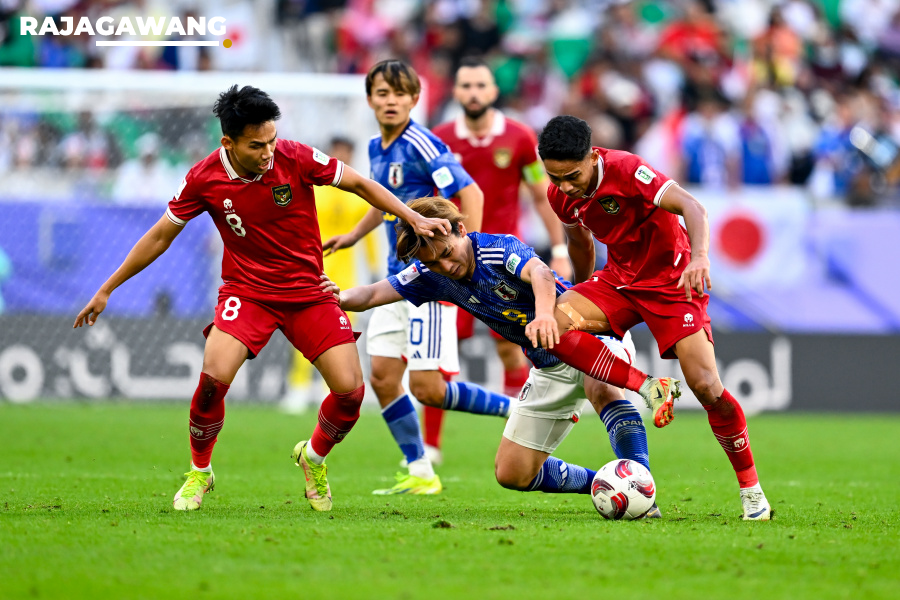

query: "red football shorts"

left=570, top=270, right=713, bottom=359
left=456, top=308, right=503, bottom=341
left=204, top=292, right=356, bottom=361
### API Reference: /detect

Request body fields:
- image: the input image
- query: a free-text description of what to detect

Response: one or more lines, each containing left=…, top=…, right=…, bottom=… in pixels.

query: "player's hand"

left=319, top=274, right=341, bottom=301
left=323, top=233, right=358, bottom=256
left=73, top=290, right=110, bottom=328
left=550, top=256, right=573, bottom=282
left=525, top=314, right=561, bottom=349
left=411, top=216, right=450, bottom=238
left=677, top=255, right=712, bottom=301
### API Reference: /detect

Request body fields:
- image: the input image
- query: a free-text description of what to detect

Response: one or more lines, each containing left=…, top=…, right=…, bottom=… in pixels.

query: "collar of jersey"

left=377, top=119, right=417, bottom=153
left=582, top=151, right=604, bottom=199
left=219, top=146, right=272, bottom=182
left=454, top=109, right=506, bottom=147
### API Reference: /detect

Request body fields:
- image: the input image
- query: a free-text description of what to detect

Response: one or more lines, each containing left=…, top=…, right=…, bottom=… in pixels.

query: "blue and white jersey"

left=387, top=233, right=570, bottom=369
left=369, top=119, right=474, bottom=276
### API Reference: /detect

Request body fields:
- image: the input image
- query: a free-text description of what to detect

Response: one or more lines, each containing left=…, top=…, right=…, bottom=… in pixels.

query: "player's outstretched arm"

left=565, top=224, right=596, bottom=284
left=322, top=205, right=383, bottom=256
left=336, top=165, right=450, bottom=238
left=320, top=275, right=403, bottom=312
left=453, top=182, right=484, bottom=233
left=519, top=257, right=560, bottom=349
left=73, top=214, right=183, bottom=328
left=658, top=184, right=712, bottom=301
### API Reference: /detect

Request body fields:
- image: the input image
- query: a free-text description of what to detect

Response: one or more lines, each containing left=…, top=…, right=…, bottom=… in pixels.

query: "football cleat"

left=639, top=377, right=681, bottom=428
left=399, top=444, right=443, bottom=468
left=173, top=469, right=215, bottom=511
left=643, top=503, right=663, bottom=519
left=740, top=484, right=771, bottom=521
left=372, top=472, right=443, bottom=496
left=292, top=440, right=332, bottom=512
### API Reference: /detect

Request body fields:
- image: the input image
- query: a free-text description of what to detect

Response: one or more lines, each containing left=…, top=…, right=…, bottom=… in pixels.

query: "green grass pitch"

left=1, top=404, right=898, bottom=599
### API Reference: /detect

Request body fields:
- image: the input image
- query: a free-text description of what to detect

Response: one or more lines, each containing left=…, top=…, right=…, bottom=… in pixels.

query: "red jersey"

left=433, top=111, right=544, bottom=236
left=166, top=141, right=344, bottom=303
left=548, top=148, right=690, bottom=288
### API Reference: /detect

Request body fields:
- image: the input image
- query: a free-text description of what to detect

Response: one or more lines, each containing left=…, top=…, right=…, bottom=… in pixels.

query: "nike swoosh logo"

left=655, top=389, right=663, bottom=399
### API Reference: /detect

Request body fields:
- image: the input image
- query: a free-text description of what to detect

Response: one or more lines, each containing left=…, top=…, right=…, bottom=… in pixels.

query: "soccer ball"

left=590, top=459, right=656, bottom=520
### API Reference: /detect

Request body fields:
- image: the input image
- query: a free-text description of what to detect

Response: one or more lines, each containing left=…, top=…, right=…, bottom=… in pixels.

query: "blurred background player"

left=73, top=85, right=450, bottom=513
left=538, top=116, right=770, bottom=520
left=324, top=60, right=515, bottom=495
left=326, top=197, right=658, bottom=516
left=280, top=137, right=381, bottom=413
left=425, top=57, right=575, bottom=461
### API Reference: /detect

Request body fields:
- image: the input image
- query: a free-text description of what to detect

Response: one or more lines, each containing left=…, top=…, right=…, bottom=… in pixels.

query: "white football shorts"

left=503, top=332, right=635, bottom=453
left=366, top=300, right=460, bottom=375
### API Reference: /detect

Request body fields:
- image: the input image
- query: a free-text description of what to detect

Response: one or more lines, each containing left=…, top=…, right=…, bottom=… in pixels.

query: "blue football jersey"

left=387, top=233, right=570, bottom=368
left=369, top=119, right=474, bottom=276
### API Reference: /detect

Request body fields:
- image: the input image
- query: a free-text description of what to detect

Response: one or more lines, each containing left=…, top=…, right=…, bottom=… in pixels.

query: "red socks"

left=310, top=385, right=365, bottom=457
left=189, top=373, right=229, bottom=469
left=704, top=389, right=758, bottom=488
left=423, top=405, right=444, bottom=449
left=503, top=364, right=531, bottom=397
left=549, top=330, right=648, bottom=391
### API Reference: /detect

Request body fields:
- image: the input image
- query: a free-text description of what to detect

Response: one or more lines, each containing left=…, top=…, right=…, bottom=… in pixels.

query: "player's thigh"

left=557, top=282, right=641, bottom=336
left=503, top=363, right=587, bottom=455
left=494, top=436, right=549, bottom=489
left=202, top=326, right=249, bottom=384
left=313, top=342, right=364, bottom=393
left=366, top=302, right=408, bottom=361
left=635, top=285, right=712, bottom=360
left=406, top=301, right=460, bottom=377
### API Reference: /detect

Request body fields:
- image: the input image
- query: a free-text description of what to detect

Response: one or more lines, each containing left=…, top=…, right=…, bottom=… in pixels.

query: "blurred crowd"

left=1, top=0, right=900, bottom=206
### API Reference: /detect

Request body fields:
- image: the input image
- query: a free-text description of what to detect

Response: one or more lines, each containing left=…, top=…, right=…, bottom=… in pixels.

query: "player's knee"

left=408, top=380, right=445, bottom=406
left=685, top=370, right=720, bottom=404
left=369, top=370, right=399, bottom=400
left=329, top=384, right=365, bottom=410
left=494, top=462, right=534, bottom=491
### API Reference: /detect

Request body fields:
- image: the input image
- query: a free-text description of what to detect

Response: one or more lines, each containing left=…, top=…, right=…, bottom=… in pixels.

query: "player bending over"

left=73, top=85, right=449, bottom=513
left=322, top=197, right=660, bottom=514
left=537, top=115, right=770, bottom=520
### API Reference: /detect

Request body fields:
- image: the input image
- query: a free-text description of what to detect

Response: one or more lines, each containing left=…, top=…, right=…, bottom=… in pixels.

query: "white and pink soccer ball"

left=590, top=459, right=656, bottom=520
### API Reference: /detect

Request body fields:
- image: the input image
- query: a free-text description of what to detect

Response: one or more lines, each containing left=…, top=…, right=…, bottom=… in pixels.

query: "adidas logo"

left=411, top=351, right=422, bottom=359
left=467, top=295, right=481, bottom=303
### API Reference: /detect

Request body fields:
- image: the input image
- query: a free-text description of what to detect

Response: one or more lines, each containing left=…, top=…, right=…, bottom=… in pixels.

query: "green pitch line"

left=1, top=404, right=898, bottom=599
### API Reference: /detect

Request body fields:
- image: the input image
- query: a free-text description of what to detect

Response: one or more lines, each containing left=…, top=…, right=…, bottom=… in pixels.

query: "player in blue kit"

left=324, top=60, right=514, bottom=495
left=322, top=197, right=659, bottom=513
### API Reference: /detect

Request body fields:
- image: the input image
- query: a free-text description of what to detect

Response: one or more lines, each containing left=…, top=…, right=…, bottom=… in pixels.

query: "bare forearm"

left=568, top=239, right=595, bottom=284
left=529, top=183, right=565, bottom=247
left=100, top=229, right=173, bottom=294
left=339, top=286, right=376, bottom=312
left=349, top=206, right=385, bottom=242
left=456, top=183, right=484, bottom=233
left=531, top=264, right=558, bottom=318
left=681, top=201, right=709, bottom=259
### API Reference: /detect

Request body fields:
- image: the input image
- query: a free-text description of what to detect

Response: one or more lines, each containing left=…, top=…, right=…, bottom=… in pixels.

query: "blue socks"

left=381, top=395, right=425, bottom=465
left=526, top=457, right=596, bottom=494
left=599, top=399, right=650, bottom=471
left=443, top=381, right=511, bottom=417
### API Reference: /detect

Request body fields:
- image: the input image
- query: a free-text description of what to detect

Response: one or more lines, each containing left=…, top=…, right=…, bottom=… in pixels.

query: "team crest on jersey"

left=597, top=196, right=620, bottom=215
left=271, top=184, right=292, bottom=207
left=493, top=148, right=512, bottom=169
left=388, top=162, right=404, bottom=188
left=492, top=281, right=519, bottom=302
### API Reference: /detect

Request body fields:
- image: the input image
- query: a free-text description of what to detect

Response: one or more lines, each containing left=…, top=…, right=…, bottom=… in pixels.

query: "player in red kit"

left=538, top=116, right=771, bottom=520
left=73, top=85, right=449, bottom=513
left=426, top=58, right=574, bottom=460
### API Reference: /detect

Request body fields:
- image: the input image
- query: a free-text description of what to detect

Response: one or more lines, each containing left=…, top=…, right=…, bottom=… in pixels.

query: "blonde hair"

left=395, top=196, right=466, bottom=263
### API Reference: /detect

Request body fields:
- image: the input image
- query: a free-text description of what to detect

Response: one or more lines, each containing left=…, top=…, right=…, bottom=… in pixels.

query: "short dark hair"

left=365, top=60, right=421, bottom=97
left=213, top=85, right=281, bottom=140
left=538, top=116, right=592, bottom=162
left=395, top=197, right=465, bottom=263
left=457, top=56, right=490, bottom=71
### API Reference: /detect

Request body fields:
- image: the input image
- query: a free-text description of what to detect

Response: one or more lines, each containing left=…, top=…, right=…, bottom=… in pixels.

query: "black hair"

left=365, top=60, right=421, bottom=97
left=538, top=116, right=592, bottom=162
left=458, top=56, right=490, bottom=70
left=213, top=85, right=281, bottom=140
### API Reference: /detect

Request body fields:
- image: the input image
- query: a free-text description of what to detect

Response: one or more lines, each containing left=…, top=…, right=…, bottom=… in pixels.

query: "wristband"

left=551, top=244, right=568, bottom=259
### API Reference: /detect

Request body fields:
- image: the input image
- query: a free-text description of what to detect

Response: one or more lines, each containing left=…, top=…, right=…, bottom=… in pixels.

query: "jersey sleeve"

left=406, top=128, right=475, bottom=198
left=387, top=262, right=440, bottom=306
left=495, top=235, right=538, bottom=280
left=622, top=153, right=676, bottom=207
left=289, top=140, right=345, bottom=187
left=166, top=168, right=205, bottom=226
